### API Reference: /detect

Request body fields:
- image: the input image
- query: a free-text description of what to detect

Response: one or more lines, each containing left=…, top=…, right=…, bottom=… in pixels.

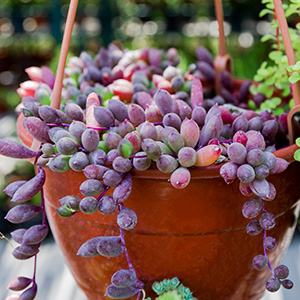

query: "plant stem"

left=47, top=123, right=70, bottom=127
left=214, top=0, right=226, bottom=56
left=46, top=123, right=110, bottom=131
left=32, top=254, right=38, bottom=282
left=136, top=290, right=141, bottom=300
left=262, top=199, right=276, bottom=278
left=87, top=125, right=110, bottom=131
left=118, top=205, right=135, bottom=271
left=97, top=186, right=110, bottom=201
left=263, top=228, right=276, bottom=278
left=220, top=139, right=233, bottom=144
left=0, top=232, right=14, bottom=248
left=40, top=186, right=47, bottom=226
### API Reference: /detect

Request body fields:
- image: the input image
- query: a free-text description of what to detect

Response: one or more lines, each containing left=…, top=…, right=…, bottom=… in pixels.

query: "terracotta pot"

left=17, top=110, right=300, bottom=300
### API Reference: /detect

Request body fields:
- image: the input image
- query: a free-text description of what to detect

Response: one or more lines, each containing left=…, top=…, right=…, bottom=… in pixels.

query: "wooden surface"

left=0, top=234, right=300, bottom=300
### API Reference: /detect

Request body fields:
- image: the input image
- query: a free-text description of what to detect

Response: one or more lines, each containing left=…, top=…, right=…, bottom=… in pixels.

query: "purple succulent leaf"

left=19, top=283, right=37, bottom=300
left=0, top=139, right=39, bottom=159
left=11, top=169, right=45, bottom=203
left=23, top=117, right=51, bottom=143
left=5, top=205, right=42, bottom=224
left=3, top=180, right=27, bottom=197
left=22, top=224, right=49, bottom=245
left=8, top=277, right=32, bottom=291
left=77, top=237, right=102, bottom=257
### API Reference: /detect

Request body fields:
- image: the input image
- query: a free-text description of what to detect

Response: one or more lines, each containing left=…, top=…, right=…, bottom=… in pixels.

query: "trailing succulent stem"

left=3, top=150, right=49, bottom=299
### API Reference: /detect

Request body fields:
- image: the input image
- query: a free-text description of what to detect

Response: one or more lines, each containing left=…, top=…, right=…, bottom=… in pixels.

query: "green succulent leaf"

left=118, top=139, right=134, bottom=158
left=151, top=278, right=197, bottom=300
left=257, top=84, right=273, bottom=98
left=153, top=282, right=164, bottom=295
left=248, top=100, right=257, bottom=110
left=259, top=8, right=273, bottom=17
left=156, top=290, right=183, bottom=300
left=294, top=149, right=300, bottom=162
left=285, top=4, right=300, bottom=17
left=97, top=141, right=109, bottom=153
left=280, top=56, right=288, bottom=64
left=57, top=205, right=74, bottom=217
left=274, top=107, right=285, bottom=116
left=249, top=84, right=258, bottom=95
left=289, top=72, right=300, bottom=84
left=269, top=22, right=279, bottom=29
left=282, top=85, right=291, bottom=97
left=272, top=97, right=282, bottom=106
left=269, top=51, right=282, bottom=61
left=261, top=34, right=276, bottom=43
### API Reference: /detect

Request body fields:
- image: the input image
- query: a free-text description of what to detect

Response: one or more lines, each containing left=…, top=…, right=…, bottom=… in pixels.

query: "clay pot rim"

left=131, top=144, right=298, bottom=179
left=17, top=113, right=298, bottom=180
left=16, top=74, right=298, bottom=180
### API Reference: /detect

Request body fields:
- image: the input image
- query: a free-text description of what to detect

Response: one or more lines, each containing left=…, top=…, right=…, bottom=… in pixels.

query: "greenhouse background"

left=0, top=0, right=275, bottom=109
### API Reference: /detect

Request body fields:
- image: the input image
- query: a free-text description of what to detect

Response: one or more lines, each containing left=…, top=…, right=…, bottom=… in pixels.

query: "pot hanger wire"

left=30, top=0, right=79, bottom=152
left=51, top=0, right=79, bottom=110
left=273, top=0, right=300, bottom=144
left=215, top=0, right=300, bottom=145
left=214, top=0, right=232, bottom=93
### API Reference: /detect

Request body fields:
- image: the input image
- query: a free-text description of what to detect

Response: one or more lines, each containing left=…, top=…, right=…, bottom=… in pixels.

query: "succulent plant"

left=1, top=0, right=299, bottom=299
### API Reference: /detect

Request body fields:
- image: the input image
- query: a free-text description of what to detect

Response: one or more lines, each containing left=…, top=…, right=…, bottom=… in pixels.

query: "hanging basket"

left=16, top=113, right=300, bottom=300
left=13, top=0, right=300, bottom=299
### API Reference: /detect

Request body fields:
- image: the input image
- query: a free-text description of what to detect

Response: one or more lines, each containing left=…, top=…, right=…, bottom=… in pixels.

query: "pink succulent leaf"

left=41, top=66, right=55, bottom=89
left=25, top=67, right=43, bottom=83
left=191, top=77, right=204, bottom=109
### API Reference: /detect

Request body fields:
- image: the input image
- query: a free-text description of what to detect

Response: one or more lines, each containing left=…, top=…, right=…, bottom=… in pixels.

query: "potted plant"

left=1, top=0, right=300, bottom=299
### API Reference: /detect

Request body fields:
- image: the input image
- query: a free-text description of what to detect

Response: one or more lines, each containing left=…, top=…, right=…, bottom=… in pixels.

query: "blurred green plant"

left=287, top=60, right=300, bottom=83
left=250, top=0, right=300, bottom=114
left=0, top=89, right=20, bottom=110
